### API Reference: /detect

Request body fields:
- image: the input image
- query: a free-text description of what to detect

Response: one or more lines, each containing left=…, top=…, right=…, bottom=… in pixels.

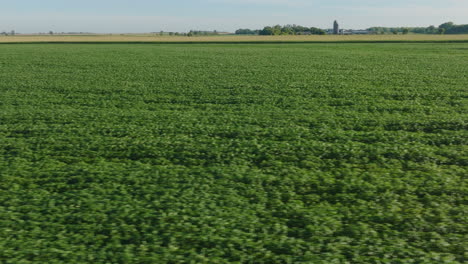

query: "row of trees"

left=155, top=30, right=220, bottom=37
left=187, top=30, right=219, bottom=36
left=237, top=22, right=468, bottom=36
left=368, top=22, right=468, bottom=35
left=1, top=30, right=15, bottom=36
left=368, top=27, right=426, bottom=34
left=236, top=25, right=326, bottom=35
left=438, top=22, right=468, bottom=34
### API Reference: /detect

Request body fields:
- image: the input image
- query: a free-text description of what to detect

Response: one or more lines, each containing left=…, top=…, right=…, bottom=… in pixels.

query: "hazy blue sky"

left=1, top=0, right=467, bottom=33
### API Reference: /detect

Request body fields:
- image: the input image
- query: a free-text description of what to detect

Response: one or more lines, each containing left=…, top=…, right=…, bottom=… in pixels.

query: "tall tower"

left=333, top=20, right=339, bottom=35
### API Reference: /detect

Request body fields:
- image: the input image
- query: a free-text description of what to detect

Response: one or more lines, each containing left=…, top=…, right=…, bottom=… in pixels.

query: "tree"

left=281, top=27, right=294, bottom=35
left=402, top=28, right=409, bottom=35
left=235, top=29, right=257, bottom=35
left=438, top=22, right=468, bottom=34
left=449, top=24, right=468, bottom=34
left=392, top=29, right=398, bottom=35
left=438, top=22, right=454, bottom=31
left=309, top=27, right=326, bottom=35
left=259, top=26, right=274, bottom=35
left=256, top=24, right=326, bottom=36
left=272, top=25, right=282, bottom=35
left=426, top=25, right=436, bottom=34
left=438, top=28, right=446, bottom=35
left=412, top=27, right=427, bottom=34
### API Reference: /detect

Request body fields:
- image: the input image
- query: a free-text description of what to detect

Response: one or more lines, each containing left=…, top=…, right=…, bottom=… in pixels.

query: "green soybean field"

left=0, top=43, right=467, bottom=263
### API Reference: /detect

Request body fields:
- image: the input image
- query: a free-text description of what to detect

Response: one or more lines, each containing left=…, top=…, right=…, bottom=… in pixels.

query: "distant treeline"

left=236, top=22, right=468, bottom=36
left=236, top=25, right=326, bottom=35
left=1, top=30, right=16, bottom=36
left=437, top=22, right=468, bottom=34
left=187, top=30, right=219, bottom=36
left=368, top=22, right=468, bottom=34
left=153, top=30, right=221, bottom=37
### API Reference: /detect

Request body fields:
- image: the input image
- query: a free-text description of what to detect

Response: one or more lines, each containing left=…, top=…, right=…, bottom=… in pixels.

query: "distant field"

left=1, top=43, right=467, bottom=263
left=2, top=34, right=468, bottom=43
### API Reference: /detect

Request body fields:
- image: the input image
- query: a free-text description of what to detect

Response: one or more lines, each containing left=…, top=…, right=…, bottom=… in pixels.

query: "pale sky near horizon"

left=1, top=0, right=467, bottom=33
